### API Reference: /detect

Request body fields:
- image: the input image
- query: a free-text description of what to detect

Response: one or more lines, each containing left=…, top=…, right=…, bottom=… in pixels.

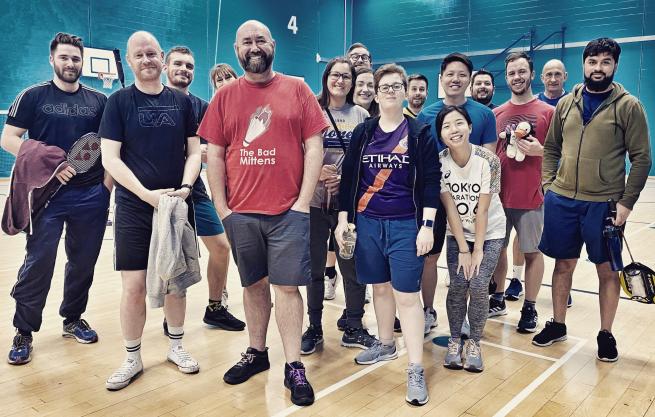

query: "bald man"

left=537, top=59, right=568, bottom=106
left=100, top=31, right=202, bottom=390
left=199, top=20, right=327, bottom=406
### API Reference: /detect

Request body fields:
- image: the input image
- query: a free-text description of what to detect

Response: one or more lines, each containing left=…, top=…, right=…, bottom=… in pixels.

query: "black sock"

left=18, top=329, right=32, bottom=337
left=492, top=292, right=504, bottom=301
left=523, top=300, right=536, bottom=309
left=208, top=298, right=222, bottom=307
left=325, top=266, right=336, bottom=279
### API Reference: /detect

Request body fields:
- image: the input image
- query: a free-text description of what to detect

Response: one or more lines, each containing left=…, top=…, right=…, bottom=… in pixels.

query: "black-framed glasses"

left=328, top=72, right=352, bottom=81
left=348, top=53, right=370, bottom=63
left=378, top=83, right=404, bottom=93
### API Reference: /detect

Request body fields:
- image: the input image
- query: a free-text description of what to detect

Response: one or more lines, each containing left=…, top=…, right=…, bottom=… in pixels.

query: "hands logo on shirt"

left=243, top=105, right=272, bottom=147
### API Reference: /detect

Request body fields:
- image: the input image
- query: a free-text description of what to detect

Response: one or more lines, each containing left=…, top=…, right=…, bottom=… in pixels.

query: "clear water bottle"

left=339, top=223, right=357, bottom=260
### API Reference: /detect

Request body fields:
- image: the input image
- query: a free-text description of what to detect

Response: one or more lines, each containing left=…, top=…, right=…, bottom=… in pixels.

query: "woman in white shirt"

left=437, top=105, right=506, bottom=373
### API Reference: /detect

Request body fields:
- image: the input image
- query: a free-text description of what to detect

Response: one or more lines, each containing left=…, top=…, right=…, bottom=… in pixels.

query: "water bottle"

left=603, top=200, right=624, bottom=271
left=339, top=223, right=357, bottom=260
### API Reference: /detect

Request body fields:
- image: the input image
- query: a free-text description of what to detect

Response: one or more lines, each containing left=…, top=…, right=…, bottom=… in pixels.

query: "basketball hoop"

left=97, top=72, right=116, bottom=89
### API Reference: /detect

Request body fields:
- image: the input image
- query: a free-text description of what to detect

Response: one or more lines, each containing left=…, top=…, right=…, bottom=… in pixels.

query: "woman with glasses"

left=437, top=105, right=505, bottom=373
left=209, top=63, right=238, bottom=94
left=301, top=57, right=375, bottom=356
left=336, top=64, right=440, bottom=406
left=353, top=68, right=379, bottom=117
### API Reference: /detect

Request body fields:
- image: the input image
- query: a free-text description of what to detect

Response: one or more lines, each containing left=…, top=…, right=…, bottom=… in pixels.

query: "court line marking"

left=492, top=337, right=587, bottom=417
left=272, top=302, right=572, bottom=416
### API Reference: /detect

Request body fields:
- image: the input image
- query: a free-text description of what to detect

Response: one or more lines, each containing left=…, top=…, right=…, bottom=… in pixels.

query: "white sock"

left=512, top=265, right=524, bottom=280
left=125, top=338, right=142, bottom=361
left=167, top=326, right=184, bottom=349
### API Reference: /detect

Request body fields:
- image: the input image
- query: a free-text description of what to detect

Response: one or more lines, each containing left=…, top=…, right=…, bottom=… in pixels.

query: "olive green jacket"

left=542, top=82, right=651, bottom=209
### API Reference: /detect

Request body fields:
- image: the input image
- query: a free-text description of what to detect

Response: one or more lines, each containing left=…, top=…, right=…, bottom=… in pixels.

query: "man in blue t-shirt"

left=537, top=59, right=568, bottom=106
left=1, top=33, right=110, bottom=365
left=100, top=31, right=202, bottom=391
left=163, top=46, right=244, bottom=332
left=416, top=52, right=497, bottom=333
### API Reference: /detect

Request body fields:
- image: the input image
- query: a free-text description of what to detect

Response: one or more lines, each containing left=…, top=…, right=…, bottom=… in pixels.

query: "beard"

left=54, top=64, right=82, bottom=84
left=510, top=78, right=531, bottom=96
left=473, top=91, right=492, bottom=105
left=410, top=95, right=426, bottom=108
left=584, top=71, right=614, bottom=92
left=169, top=71, right=192, bottom=88
left=239, top=50, right=274, bottom=74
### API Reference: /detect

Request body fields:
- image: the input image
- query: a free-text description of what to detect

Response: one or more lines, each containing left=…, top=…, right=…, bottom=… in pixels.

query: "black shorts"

left=427, top=207, right=447, bottom=256
left=114, top=197, right=195, bottom=271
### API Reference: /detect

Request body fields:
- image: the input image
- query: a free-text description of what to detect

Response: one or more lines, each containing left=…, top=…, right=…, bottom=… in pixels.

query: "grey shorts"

left=503, top=206, right=544, bottom=253
left=222, top=209, right=310, bottom=287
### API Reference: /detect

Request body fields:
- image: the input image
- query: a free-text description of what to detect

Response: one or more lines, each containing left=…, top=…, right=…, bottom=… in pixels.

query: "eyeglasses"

left=378, top=83, right=404, bottom=93
left=328, top=72, right=352, bottom=81
left=348, top=53, right=370, bottom=63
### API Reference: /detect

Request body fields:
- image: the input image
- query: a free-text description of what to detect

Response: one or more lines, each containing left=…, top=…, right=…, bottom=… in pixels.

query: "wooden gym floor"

left=0, top=175, right=654, bottom=417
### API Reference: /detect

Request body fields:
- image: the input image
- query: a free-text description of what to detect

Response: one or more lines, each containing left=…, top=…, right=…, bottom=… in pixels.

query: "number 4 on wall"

left=288, top=16, right=298, bottom=35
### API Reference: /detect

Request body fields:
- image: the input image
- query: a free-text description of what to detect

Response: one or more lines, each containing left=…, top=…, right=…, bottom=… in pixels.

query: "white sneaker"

left=167, top=345, right=199, bottom=374
left=221, top=289, right=229, bottom=308
left=106, top=357, right=144, bottom=391
left=324, top=273, right=339, bottom=300
left=365, top=285, right=372, bottom=304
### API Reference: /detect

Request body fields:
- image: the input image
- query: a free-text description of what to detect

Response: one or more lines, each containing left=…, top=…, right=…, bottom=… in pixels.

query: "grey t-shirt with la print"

left=311, top=103, right=369, bottom=208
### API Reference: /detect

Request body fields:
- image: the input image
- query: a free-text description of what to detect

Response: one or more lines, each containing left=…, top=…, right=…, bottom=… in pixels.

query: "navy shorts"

left=221, top=210, right=310, bottom=287
left=354, top=213, right=424, bottom=293
left=427, top=206, right=447, bottom=256
left=538, top=191, right=610, bottom=264
left=193, top=196, right=224, bottom=237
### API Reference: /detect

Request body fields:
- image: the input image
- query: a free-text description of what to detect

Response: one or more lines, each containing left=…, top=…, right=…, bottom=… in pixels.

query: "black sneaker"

left=597, top=330, right=618, bottom=362
left=284, top=361, right=315, bottom=406
left=488, top=297, right=507, bottom=317
left=223, top=347, right=270, bottom=385
left=341, top=327, right=377, bottom=349
left=394, top=316, right=402, bottom=333
left=517, top=305, right=538, bottom=333
left=204, top=303, right=245, bottom=331
left=337, top=310, right=347, bottom=331
left=532, top=319, right=567, bottom=347
left=300, top=325, right=323, bottom=355
left=8, top=332, right=33, bottom=365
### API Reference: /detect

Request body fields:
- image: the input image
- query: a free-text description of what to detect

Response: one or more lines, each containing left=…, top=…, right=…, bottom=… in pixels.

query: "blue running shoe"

left=505, top=278, right=524, bottom=301
left=63, top=319, right=98, bottom=344
left=8, top=332, right=33, bottom=365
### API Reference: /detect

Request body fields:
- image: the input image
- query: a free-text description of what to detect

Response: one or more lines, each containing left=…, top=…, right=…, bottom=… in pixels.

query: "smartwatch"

left=422, top=219, right=434, bottom=229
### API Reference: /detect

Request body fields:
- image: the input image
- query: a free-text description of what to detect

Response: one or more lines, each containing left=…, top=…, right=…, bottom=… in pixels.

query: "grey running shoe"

left=423, top=307, right=437, bottom=335
left=406, top=364, right=429, bottom=406
left=464, top=340, right=484, bottom=373
left=443, top=338, right=464, bottom=369
left=354, top=340, right=397, bottom=365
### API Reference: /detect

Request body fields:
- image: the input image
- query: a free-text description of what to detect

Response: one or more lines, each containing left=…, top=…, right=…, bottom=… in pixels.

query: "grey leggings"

left=446, top=236, right=504, bottom=342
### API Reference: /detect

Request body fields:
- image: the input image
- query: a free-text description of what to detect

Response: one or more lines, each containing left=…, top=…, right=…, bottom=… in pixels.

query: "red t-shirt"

left=493, top=98, right=554, bottom=209
left=198, top=74, right=328, bottom=215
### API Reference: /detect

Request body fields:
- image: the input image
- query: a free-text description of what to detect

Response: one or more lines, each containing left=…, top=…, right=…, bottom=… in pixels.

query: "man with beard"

left=488, top=52, right=553, bottom=335
left=537, top=59, right=568, bottom=106
left=417, top=53, right=497, bottom=335
left=347, top=42, right=372, bottom=71
left=101, top=31, right=202, bottom=390
left=1, top=32, right=109, bottom=365
left=534, top=38, right=651, bottom=362
left=471, top=69, right=497, bottom=109
left=163, top=46, right=245, bottom=332
left=198, top=20, right=327, bottom=406
left=404, top=73, right=428, bottom=118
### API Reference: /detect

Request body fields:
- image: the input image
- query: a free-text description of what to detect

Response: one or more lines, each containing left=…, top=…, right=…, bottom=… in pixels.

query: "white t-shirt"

left=440, top=145, right=506, bottom=242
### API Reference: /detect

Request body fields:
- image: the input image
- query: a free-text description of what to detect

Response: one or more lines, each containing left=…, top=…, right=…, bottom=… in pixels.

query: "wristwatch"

left=180, top=184, right=193, bottom=191
left=422, top=219, right=434, bottom=229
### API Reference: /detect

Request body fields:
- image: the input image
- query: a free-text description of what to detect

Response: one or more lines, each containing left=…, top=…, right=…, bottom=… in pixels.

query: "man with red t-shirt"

left=198, top=20, right=327, bottom=407
left=489, top=52, right=554, bottom=334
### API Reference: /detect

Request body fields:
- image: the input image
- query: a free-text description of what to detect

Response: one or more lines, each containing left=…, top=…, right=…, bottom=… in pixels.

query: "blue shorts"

left=193, top=196, right=224, bottom=237
left=538, top=191, right=610, bottom=264
left=354, top=214, right=424, bottom=293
